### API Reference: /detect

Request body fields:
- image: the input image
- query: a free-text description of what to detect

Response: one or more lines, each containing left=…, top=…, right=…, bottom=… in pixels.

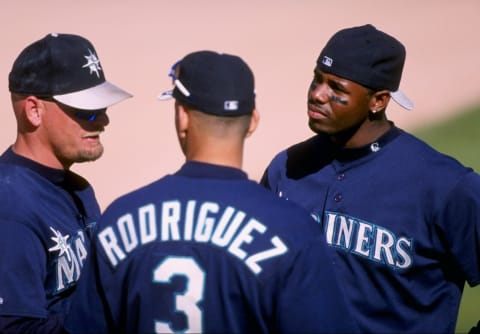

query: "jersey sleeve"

left=440, top=171, right=480, bottom=286
left=0, top=221, right=48, bottom=318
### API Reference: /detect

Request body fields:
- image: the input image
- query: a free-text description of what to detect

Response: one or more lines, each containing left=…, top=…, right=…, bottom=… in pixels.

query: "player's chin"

left=76, top=146, right=104, bottom=163
left=308, top=118, right=334, bottom=135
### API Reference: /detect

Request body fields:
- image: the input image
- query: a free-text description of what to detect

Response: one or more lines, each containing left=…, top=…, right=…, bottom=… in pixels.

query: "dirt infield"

left=1, top=1, right=479, bottom=209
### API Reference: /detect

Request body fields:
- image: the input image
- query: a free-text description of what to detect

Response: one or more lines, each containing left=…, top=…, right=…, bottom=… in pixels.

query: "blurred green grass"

left=413, top=104, right=480, bottom=333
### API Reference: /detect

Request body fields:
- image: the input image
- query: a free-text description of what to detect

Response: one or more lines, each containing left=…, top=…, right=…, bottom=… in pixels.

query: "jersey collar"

left=1, top=146, right=70, bottom=184
left=175, top=161, right=248, bottom=180
left=336, top=126, right=402, bottom=162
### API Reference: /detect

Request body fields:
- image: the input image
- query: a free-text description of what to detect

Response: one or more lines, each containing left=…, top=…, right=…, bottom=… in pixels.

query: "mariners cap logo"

left=82, top=49, right=102, bottom=78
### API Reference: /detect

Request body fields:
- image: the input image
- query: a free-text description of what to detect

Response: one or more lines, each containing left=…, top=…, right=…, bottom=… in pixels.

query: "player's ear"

left=24, top=96, right=44, bottom=127
left=369, top=90, right=390, bottom=113
left=175, top=101, right=190, bottom=139
left=245, top=109, right=259, bottom=138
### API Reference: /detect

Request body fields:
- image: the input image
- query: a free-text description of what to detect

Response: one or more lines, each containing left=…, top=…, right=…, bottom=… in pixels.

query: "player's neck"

left=332, top=119, right=392, bottom=149
left=12, top=136, right=69, bottom=170
left=185, top=142, right=244, bottom=170
left=186, top=154, right=243, bottom=170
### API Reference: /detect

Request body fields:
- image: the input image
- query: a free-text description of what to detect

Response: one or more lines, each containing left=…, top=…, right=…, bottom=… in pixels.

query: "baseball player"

left=261, top=24, right=480, bottom=333
left=64, top=51, right=358, bottom=334
left=0, top=33, right=131, bottom=333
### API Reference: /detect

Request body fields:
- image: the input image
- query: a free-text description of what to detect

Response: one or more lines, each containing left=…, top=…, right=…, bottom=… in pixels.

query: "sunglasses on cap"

left=36, top=96, right=106, bottom=122
left=168, top=61, right=191, bottom=97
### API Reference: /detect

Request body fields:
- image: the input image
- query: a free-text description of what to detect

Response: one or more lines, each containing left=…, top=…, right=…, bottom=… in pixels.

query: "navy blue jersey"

left=65, top=161, right=358, bottom=334
left=261, top=126, right=480, bottom=333
left=0, top=148, right=99, bottom=329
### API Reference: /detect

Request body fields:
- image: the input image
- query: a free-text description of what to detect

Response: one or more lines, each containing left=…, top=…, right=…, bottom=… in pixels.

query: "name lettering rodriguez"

left=98, top=200, right=288, bottom=274
left=324, top=211, right=414, bottom=269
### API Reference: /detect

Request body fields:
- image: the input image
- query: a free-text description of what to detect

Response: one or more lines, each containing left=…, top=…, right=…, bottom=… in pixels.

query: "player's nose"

left=309, top=82, right=330, bottom=104
left=94, top=111, right=110, bottom=126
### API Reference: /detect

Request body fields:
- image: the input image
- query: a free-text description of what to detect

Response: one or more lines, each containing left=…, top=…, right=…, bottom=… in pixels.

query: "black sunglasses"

left=36, top=96, right=106, bottom=122
left=72, top=110, right=106, bottom=122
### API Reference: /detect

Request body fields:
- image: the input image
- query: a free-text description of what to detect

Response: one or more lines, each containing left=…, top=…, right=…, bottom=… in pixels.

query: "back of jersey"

left=66, top=163, right=356, bottom=334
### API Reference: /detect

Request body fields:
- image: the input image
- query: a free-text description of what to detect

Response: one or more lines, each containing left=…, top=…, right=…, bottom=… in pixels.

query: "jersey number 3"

left=153, top=256, right=205, bottom=333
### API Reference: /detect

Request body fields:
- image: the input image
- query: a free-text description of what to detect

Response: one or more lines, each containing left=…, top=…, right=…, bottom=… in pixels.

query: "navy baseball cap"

left=158, top=50, right=255, bottom=116
left=9, top=33, right=132, bottom=110
left=317, top=24, right=413, bottom=110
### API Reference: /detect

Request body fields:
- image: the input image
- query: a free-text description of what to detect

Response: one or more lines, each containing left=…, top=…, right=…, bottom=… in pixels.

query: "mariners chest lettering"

left=48, top=227, right=88, bottom=293
left=323, top=211, right=414, bottom=269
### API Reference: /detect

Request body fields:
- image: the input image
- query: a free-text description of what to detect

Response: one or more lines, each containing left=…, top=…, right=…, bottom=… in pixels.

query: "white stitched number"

left=154, top=257, right=205, bottom=333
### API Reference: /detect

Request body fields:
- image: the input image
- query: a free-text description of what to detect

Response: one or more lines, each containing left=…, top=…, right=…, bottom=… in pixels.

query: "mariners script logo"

left=323, top=211, right=414, bottom=270
left=48, top=227, right=88, bottom=293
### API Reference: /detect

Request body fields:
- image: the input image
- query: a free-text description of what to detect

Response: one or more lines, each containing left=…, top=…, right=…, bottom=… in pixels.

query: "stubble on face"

left=76, top=144, right=105, bottom=162
left=49, top=112, right=107, bottom=167
left=53, top=134, right=105, bottom=168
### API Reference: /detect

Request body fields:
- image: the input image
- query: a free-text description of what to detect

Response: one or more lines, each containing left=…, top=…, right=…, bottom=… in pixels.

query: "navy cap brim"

left=157, top=89, right=174, bottom=101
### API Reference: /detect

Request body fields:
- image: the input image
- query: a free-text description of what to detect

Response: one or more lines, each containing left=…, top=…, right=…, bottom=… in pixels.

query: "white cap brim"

left=157, top=89, right=174, bottom=101
left=53, top=81, right=132, bottom=110
left=390, top=90, right=414, bottom=110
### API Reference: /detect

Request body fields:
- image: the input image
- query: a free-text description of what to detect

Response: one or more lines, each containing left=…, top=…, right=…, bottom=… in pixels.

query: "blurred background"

left=1, top=0, right=479, bottom=331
